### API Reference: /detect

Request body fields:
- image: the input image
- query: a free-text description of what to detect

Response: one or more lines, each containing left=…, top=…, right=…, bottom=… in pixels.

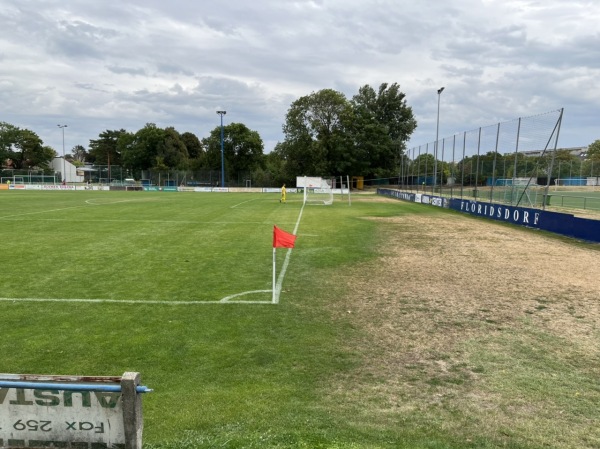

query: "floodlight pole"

left=433, top=87, right=444, bottom=195
left=57, top=124, right=67, bottom=183
left=216, top=111, right=226, bottom=187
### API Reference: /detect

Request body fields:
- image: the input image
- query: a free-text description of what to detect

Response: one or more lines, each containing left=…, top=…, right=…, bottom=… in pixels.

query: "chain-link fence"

left=1, top=169, right=57, bottom=184
left=398, top=109, right=568, bottom=208
left=79, top=166, right=271, bottom=188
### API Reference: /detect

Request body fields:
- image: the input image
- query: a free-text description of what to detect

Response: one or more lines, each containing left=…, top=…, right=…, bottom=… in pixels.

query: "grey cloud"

left=106, top=65, right=147, bottom=76
left=156, top=63, right=195, bottom=77
left=1, top=0, right=598, bottom=153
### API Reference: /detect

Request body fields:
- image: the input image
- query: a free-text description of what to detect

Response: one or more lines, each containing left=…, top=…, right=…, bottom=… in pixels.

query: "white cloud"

left=0, top=0, right=598, bottom=156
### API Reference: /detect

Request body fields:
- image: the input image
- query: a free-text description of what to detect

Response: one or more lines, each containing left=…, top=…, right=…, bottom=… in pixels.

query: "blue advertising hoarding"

left=449, top=199, right=600, bottom=243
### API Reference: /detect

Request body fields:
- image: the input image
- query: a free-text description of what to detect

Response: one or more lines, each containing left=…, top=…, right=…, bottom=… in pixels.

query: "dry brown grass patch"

left=327, top=211, right=600, bottom=446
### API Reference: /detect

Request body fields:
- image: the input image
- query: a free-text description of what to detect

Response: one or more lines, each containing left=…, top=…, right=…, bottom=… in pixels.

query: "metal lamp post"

left=57, top=124, right=67, bottom=183
left=216, top=111, right=226, bottom=187
left=433, top=87, right=444, bottom=194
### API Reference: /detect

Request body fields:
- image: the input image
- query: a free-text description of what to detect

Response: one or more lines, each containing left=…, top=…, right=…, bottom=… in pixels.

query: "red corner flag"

left=273, top=225, right=297, bottom=248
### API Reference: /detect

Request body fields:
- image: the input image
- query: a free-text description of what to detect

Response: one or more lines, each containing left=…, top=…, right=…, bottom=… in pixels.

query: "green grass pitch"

left=0, top=190, right=410, bottom=447
left=2, top=190, right=598, bottom=449
left=0, top=191, right=305, bottom=302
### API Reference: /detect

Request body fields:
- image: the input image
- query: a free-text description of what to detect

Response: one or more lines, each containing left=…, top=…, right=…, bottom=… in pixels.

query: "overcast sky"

left=1, top=0, right=598, bottom=157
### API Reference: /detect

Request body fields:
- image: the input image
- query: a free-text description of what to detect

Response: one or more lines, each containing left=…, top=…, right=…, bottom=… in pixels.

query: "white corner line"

left=219, top=289, right=273, bottom=303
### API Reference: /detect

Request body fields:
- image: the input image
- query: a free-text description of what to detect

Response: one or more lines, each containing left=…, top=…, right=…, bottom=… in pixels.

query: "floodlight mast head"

left=438, top=87, right=445, bottom=95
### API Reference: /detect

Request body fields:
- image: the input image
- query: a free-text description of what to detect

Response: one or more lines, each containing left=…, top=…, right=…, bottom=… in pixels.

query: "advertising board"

left=0, top=373, right=149, bottom=449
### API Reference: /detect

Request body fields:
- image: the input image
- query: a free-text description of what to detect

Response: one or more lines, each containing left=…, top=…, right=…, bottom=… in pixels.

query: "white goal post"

left=552, top=178, right=596, bottom=191
left=297, top=176, right=334, bottom=205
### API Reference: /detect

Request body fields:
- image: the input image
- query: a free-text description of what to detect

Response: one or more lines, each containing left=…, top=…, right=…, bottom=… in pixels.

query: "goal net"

left=299, top=177, right=334, bottom=205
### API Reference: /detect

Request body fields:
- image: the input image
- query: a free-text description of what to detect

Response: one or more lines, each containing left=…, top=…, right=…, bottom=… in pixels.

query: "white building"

left=51, top=157, right=84, bottom=183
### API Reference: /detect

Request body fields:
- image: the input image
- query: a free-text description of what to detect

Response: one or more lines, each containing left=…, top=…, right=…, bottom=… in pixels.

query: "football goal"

left=553, top=178, right=588, bottom=190
left=298, top=176, right=334, bottom=205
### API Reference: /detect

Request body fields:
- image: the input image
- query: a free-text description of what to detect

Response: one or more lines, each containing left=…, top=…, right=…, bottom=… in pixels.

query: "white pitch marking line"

left=5, top=218, right=270, bottom=225
left=0, top=198, right=148, bottom=220
left=220, top=289, right=273, bottom=303
left=0, top=297, right=272, bottom=305
left=0, top=205, right=87, bottom=220
left=84, top=199, right=145, bottom=205
left=272, top=201, right=305, bottom=304
left=230, top=198, right=261, bottom=208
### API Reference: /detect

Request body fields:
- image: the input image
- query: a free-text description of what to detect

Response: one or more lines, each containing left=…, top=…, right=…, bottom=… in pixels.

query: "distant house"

left=521, top=146, right=588, bottom=158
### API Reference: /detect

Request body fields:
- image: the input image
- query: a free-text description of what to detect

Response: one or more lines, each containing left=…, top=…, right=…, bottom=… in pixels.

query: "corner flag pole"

left=272, top=225, right=297, bottom=304
left=272, top=247, right=277, bottom=303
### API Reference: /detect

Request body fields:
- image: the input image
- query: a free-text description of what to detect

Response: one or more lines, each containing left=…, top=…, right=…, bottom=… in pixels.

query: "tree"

left=279, top=83, right=417, bottom=180
left=262, top=150, right=287, bottom=186
left=476, top=151, right=506, bottom=179
left=548, top=149, right=578, bottom=179
left=202, top=123, right=264, bottom=185
left=587, top=139, right=600, bottom=160
left=68, top=145, right=88, bottom=165
left=181, top=132, right=204, bottom=168
left=120, top=124, right=164, bottom=171
left=0, top=122, right=22, bottom=164
left=89, top=130, right=127, bottom=166
left=227, top=123, right=264, bottom=178
left=162, top=127, right=189, bottom=170
left=281, top=89, right=351, bottom=178
left=118, top=124, right=192, bottom=172
left=581, top=140, right=600, bottom=177
left=351, top=83, right=417, bottom=177
left=0, top=124, right=56, bottom=169
left=413, top=153, right=436, bottom=176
